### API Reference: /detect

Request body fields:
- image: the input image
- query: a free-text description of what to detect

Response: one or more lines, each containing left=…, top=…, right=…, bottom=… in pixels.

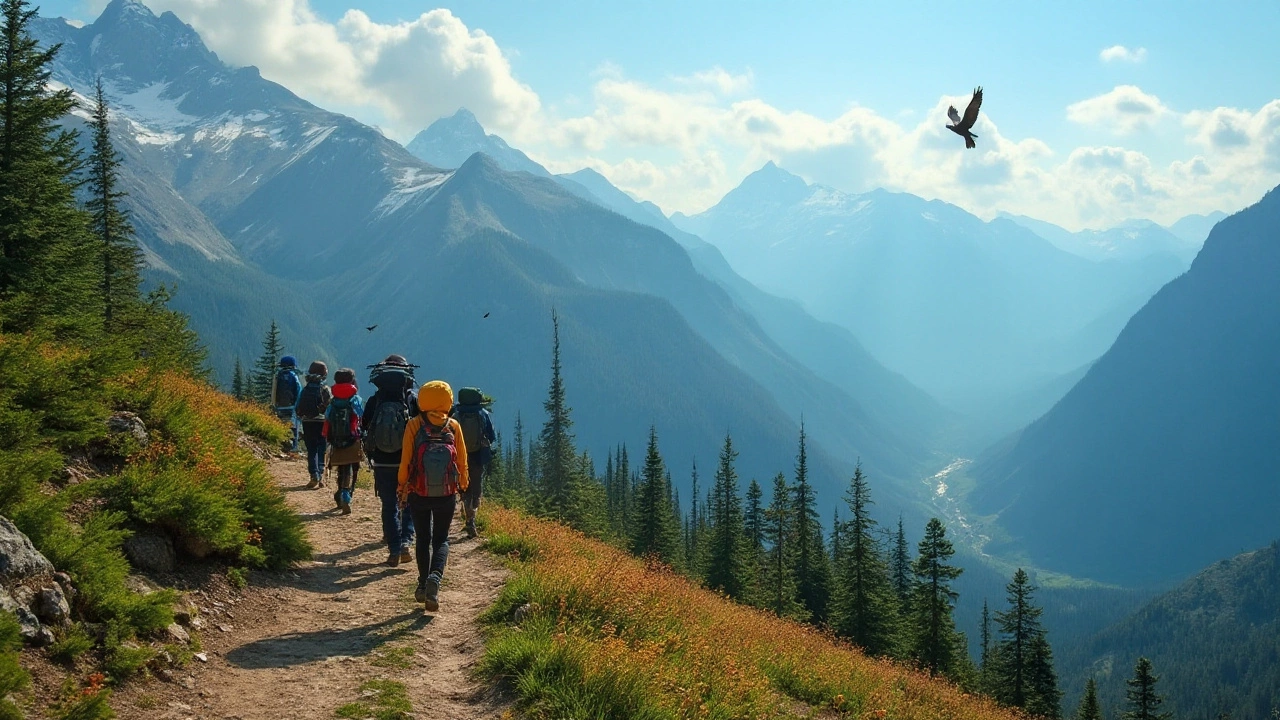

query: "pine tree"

left=686, top=460, right=701, bottom=567
left=231, top=357, right=246, bottom=400
left=0, top=0, right=96, bottom=334
left=909, top=517, right=966, bottom=679
left=792, top=421, right=831, bottom=622
left=892, top=515, right=913, bottom=609
left=1075, top=678, right=1103, bottom=720
left=831, top=462, right=901, bottom=656
left=536, top=311, right=581, bottom=521
left=704, top=434, right=752, bottom=600
left=615, top=444, right=631, bottom=536
left=86, top=76, right=141, bottom=332
left=979, top=598, right=993, bottom=691
left=993, top=568, right=1061, bottom=717
left=505, top=412, right=528, bottom=505
left=1122, top=658, right=1170, bottom=720
left=830, top=508, right=843, bottom=565
left=763, top=472, right=806, bottom=619
left=629, top=426, right=681, bottom=566
left=251, top=320, right=285, bottom=404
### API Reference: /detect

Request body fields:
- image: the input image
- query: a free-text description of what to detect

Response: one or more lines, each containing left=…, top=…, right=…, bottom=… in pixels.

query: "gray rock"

left=34, top=585, right=70, bottom=625
left=0, top=516, right=54, bottom=580
left=165, top=623, right=190, bottom=644
left=14, top=607, right=46, bottom=645
left=0, top=589, right=18, bottom=613
left=123, top=532, right=176, bottom=573
left=106, top=411, right=149, bottom=448
left=511, top=602, right=533, bottom=624
left=53, top=572, right=75, bottom=603
left=179, top=534, right=213, bottom=559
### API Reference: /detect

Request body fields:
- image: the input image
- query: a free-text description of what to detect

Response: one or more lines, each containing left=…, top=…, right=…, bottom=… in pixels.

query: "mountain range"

left=971, top=186, right=1280, bottom=585
left=32, top=0, right=943, bottom=524
left=671, top=163, right=1193, bottom=442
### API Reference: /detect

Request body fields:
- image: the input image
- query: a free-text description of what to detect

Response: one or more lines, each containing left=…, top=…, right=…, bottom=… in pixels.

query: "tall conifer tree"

left=536, top=311, right=581, bottom=521
left=86, top=77, right=141, bottom=331
left=832, top=463, right=901, bottom=656
left=704, top=434, right=752, bottom=600
left=629, top=426, right=681, bottom=566
left=763, top=472, right=805, bottom=619
left=1075, top=678, right=1103, bottom=720
left=231, top=357, right=246, bottom=400
left=0, top=0, right=95, bottom=333
left=1122, top=658, right=1170, bottom=720
left=891, top=515, right=913, bottom=609
left=909, top=518, right=966, bottom=679
left=792, top=422, right=831, bottom=622
left=993, top=568, right=1061, bottom=717
left=251, top=320, right=284, bottom=403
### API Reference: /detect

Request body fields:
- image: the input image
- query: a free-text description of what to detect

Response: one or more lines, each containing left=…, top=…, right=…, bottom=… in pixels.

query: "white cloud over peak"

left=138, top=0, right=539, bottom=140
left=1100, top=45, right=1147, bottom=63
left=1067, top=85, right=1169, bottom=133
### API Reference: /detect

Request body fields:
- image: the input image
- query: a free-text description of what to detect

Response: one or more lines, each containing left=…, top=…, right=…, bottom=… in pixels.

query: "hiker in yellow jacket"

left=397, top=380, right=468, bottom=612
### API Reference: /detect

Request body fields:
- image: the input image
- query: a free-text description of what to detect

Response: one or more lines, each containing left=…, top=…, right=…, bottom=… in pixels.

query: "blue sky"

left=42, top=0, right=1280, bottom=228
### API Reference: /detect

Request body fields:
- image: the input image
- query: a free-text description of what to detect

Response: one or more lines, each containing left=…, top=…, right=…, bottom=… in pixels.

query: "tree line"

left=475, top=312, right=1177, bottom=720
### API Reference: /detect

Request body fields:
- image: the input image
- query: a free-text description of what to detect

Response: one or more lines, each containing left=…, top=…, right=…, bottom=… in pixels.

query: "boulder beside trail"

left=0, top=517, right=54, bottom=581
left=123, top=532, right=177, bottom=573
left=106, top=411, right=150, bottom=448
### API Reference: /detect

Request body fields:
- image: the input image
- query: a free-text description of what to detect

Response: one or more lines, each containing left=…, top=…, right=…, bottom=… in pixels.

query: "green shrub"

left=230, top=410, right=288, bottom=444
left=50, top=624, right=96, bottom=664
left=103, top=642, right=155, bottom=683
left=226, top=567, right=248, bottom=590
left=0, top=613, right=30, bottom=720
left=54, top=690, right=115, bottom=720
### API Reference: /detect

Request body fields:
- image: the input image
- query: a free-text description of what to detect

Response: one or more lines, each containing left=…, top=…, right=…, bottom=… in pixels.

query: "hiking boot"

left=340, top=499, right=351, bottom=515
left=464, top=522, right=478, bottom=539
left=422, top=574, right=441, bottom=612
left=386, top=551, right=400, bottom=568
left=399, top=549, right=412, bottom=565
left=414, top=579, right=427, bottom=604
left=305, top=476, right=320, bottom=490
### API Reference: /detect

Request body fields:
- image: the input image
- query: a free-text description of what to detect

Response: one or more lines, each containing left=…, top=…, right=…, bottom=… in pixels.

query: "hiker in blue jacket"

left=452, top=387, right=496, bottom=538
left=362, top=355, right=418, bottom=566
left=271, top=356, right=303, bottom=452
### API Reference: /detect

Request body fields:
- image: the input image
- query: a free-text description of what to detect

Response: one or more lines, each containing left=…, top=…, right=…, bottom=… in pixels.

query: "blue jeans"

left=275, top=408, right=299, bottom=452
left=374, top=466, right=414, bottom=554
left=301, top=421, right=326, bottom=479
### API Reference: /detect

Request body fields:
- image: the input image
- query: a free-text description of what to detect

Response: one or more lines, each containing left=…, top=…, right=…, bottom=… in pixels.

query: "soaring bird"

left=946, top=87, right=983, bottom=149
left=366, top=324, right=378, bottom=332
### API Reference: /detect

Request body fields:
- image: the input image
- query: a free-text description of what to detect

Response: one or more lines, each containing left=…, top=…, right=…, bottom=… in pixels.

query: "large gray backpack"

left=369, top=395, right=410, bottom=454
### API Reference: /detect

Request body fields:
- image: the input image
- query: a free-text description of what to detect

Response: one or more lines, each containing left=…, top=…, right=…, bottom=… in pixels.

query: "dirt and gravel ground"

left=110, top=457, right=512, bottom=720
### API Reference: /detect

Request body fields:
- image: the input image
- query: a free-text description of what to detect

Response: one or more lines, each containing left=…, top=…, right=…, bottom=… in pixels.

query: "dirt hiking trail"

left=117, top=457, right=512, bottom=720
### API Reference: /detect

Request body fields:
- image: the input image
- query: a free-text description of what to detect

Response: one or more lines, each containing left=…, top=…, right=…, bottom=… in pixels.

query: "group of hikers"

left=269, top=355, right=495, bottom=612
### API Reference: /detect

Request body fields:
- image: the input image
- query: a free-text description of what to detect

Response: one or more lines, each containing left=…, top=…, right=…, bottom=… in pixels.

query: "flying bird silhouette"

left=366, top=324, right=378, bottom=332
left=946, top=87, right=983, bottom=149
left=483, top=312, right=490, bottom=318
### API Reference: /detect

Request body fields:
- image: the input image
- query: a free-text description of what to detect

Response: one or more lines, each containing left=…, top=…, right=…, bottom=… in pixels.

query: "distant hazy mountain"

left=34, top=1, right=942, bottom=513
left=1166, top=210, right=1228, bottom=245
left=675, top=163, right=1185, bottom=437
left=971, top=187, right=1280, bottom=585
left=1059, top=541, right=1280, bottom=718
left=1001, top=213, right=1201, bottom=264
left=405, top=108, right=550, bottom=177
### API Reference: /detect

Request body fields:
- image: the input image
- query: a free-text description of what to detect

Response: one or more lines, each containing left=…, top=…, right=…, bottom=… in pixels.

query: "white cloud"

left=1067, top=85, right=1169, bottom=133
left=1100, top=45, right=1147, bottom=63
left=115, top=2, right=1276, bottom=229
left=139, top=0, right=539, bottom=140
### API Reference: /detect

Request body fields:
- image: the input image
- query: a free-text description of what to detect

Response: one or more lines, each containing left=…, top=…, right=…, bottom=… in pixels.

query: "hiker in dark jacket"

left=452, top=387, right=496, bottom=539
left=271, top=356, right=303, bottom=452
left=362, top=355, right=418, bottom=567
left=298, top=361, right=332, bottom=489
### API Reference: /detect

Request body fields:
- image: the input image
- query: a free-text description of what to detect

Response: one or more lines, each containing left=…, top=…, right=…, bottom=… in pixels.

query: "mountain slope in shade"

left=1058, top=541, right=1280, bottom=718
left=676, top=163, right=1186, bottom=438
left=971, top=186, right=1280, bottom=585
left=405, top=108, right=550, bottom=177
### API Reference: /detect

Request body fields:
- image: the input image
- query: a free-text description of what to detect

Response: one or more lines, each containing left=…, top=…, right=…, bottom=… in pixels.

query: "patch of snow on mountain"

left=111, top=81, right=198, bottom=131
left=374, top=167, right=451, bottom=218
left=278, top=125, right=337, bottom=171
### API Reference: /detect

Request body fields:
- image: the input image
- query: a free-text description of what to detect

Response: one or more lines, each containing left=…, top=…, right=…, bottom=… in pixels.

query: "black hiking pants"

left=407, top=493, right=456, bottom=582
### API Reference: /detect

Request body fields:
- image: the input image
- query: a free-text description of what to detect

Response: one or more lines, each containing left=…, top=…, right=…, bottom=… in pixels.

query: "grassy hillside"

left=0, top=332, right=308, bottom=716
left=479, top=506, right=1018, bottom=719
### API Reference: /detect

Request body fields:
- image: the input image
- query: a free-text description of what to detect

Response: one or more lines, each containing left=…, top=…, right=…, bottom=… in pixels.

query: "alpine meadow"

left=0, top=0, right=1276, bottom=718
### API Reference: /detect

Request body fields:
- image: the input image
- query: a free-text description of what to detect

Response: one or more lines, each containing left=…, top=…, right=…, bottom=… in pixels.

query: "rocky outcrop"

left=0, top=518, right=54, bottom=580
left=106, top=411, right=150, bottom=448
left=123, top=532, right=177, bottom=573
